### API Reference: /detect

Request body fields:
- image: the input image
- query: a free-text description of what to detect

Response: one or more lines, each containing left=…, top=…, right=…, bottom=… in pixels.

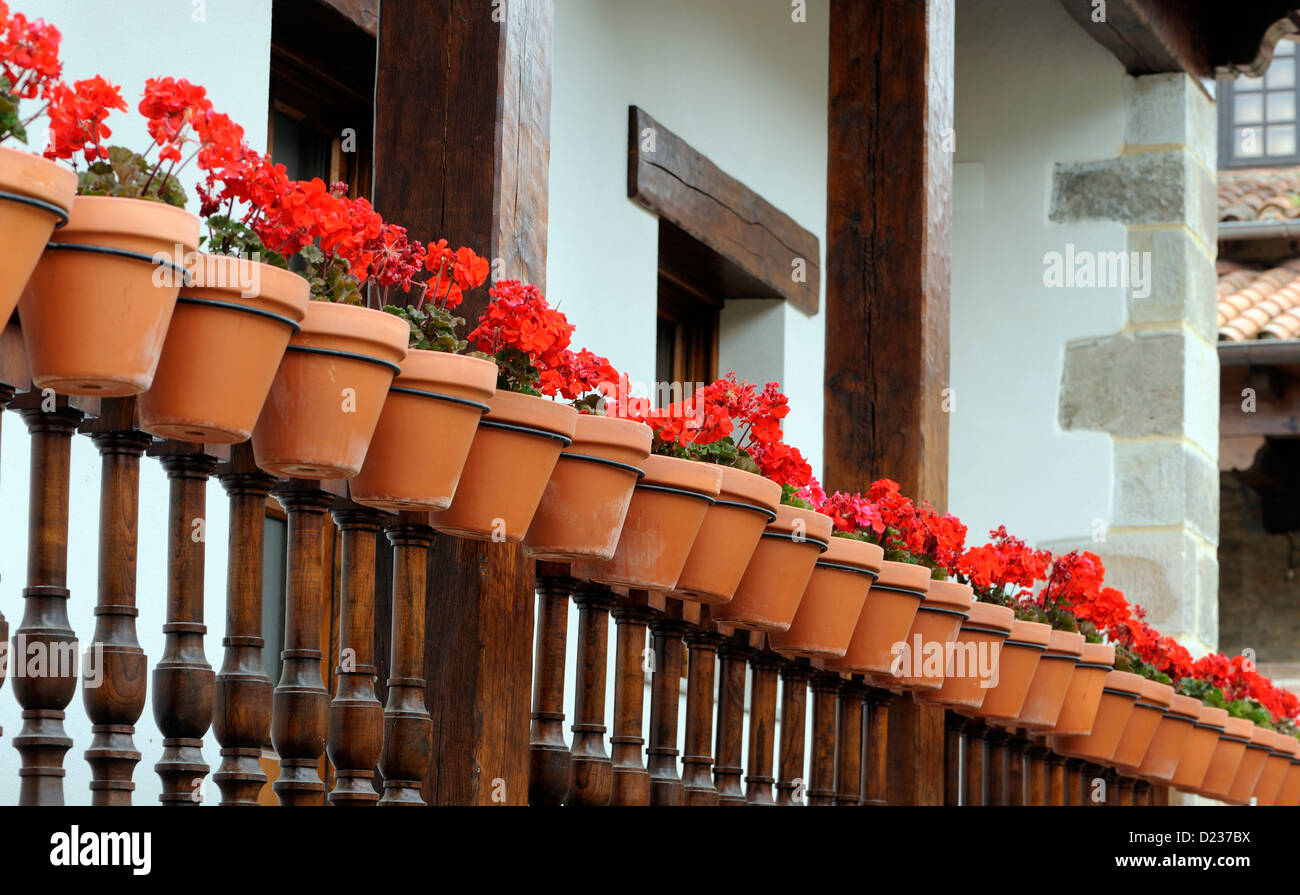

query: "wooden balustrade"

left=964, top=720, right=987, bottom=806
left=862, top=687, right=892, bottom=806
left=985, top=726, right=1008, bottom=806
left=567, top=581, right=615, bottom=806
left=681, top=618, right=723, bottom=806
left=944, top=711, right=963, bottom=805
left=776, top=659, right=812, bottom=806
left=1004, top=733, right=1029, bottom=805
left=609, top=595, right=651, bottom=806
left=834, top=675, right=866, bottom=806
left=529, top=564, right=573, bottom=806
left=713, top=631, right=751, bottom=806
left=647, top=601, right=688, bottom=806
left=745, top=646, right=782, bottom=806
left=807, top=670, right=841, bottom=806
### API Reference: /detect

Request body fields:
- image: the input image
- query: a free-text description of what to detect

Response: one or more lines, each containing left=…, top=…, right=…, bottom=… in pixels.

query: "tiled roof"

left=1217, top=258, right=1300, bottom=340
left=1219, top=167, right=1300, bottom=222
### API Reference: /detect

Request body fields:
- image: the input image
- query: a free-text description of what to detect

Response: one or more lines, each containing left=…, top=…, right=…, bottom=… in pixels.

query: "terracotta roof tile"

left=1217, top=258, right=1300, bottom=340
left=1218, top=167, right=1300, bottom=222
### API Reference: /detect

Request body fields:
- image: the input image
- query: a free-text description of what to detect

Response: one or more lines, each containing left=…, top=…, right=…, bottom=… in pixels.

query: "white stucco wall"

left=949, top=0, right=1126, bottom=544
left=0, top=0, right=272, bottom=806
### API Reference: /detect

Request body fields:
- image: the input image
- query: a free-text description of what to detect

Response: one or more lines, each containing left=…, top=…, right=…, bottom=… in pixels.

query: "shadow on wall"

left=1219, top=472, right=1300, bottom=661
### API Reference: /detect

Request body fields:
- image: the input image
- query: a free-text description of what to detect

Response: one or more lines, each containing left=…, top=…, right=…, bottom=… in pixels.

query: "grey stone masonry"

left=1053, top=72, right=1219, bottom=656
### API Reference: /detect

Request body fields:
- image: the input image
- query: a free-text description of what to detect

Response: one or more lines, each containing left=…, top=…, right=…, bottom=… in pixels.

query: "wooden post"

left=1046, top=750, right=1066, bottom=806
left=1025, top=740, right=1048, bottom=806
left=566, top=582, right=615, bottom=806
left=213, top=444, right=277, bottom=806
left=834, top=675, right=866, bottom=806
left=776, top=659, right=812, bottom=806
left=862, top=687, right=892, bottom=806
left=1064, top=757, right=1086, bottom=806
left=609, top=596, right=651, bottom=806
left=1115, top=775, right=1135, bottom=806
left=682, top=622, right=723, bottom=806
left=648, top=602, right=689, bottom=806
left=985, top=725, right=1008, bottom=806
left=378, top=512, right=435, bottom=806
left=825, top=0, right=954, bottom=810
left=529, top=563, right=573, bottom=806
left=374, top=0, right=553, bottom=807
left=152, top=442, right=222, bottom=805
left=327, top=503, right=387, bottom=805
left=714, top=632, right=751, bottom=806
left=944, top=710, right=964, bottom=805
left=12, top=392, right=91, bottom=805
left=80, top=399, right=150, bottom=805
left=1004, top=733, right=1029, bottom=806
left=964, top=720, right=987, bottom=806
left=807, top=671, right=841, bottom=806
left=745, top=647, right=782, bottom=806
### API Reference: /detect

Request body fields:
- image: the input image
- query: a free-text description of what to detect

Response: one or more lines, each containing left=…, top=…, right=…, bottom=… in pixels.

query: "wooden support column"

left=834, top=675, right=866, bottom=806
left=566, top=582, right=615, bottom=806
left=985, top=726, right=1008, bottom=806
left=1046, top=750, right=1066, bottom=806
left=1004, top=733, right=1029, bottom=806
left=807, top=671, right=841, bottom=807
left=648, top=602, right=689, bottom=806
left=714, top=631, right=752, bottom=806
left=152, top=442, right=222, bottom=805
left=327, top=502, right=387, bottom=806
left=825, top=0, right=954, bottom=809
left=964, top=720, right=987, bottom=806
left=529, top=564, right=573, bottom=807
left=1134, top=780, right=1152, bottom=806
left=375, top=0, right=553, bottom=807
left=79, top=399, right=150, bottom=805
left=682, top=621, right=723, bottom=806
left=378, top=512, right=435, bottom=806
left=776, top=659, right=812, bottom=806
left=745, top=647, right=782, bottom=806
left=1025, top=740, right=1048, bottom=806
left=944, top=710, right=964, bottom=806
left=609, top=596, right=651, bottom=806
left=1064, top=757, right=1086, bottom=806
left=1115, top=775, right=1136, bottom=806
left=213, top=445, right=276, bottom=806
left=12, top=393, right=92, bottom=805
left=862, top=687, right=892, bottom=806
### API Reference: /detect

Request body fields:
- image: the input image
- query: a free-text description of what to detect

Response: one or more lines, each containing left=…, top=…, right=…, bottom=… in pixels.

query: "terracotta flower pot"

left=970, top=619, right=1051, bottom=722
left=0, top=146, right=76, bottom=325
left=822, top=560, right=929, bottom=676
left=348, top=349, right=498, bottom=510
left=1050, top=670, right=1142, bottom=761
left=1169, top=704, right=1227, bottom=791
left=430, top=390, right=579, bottom=541
left=573, top=455, right=722, bottom=590
left=19, top=195, right=200, bottom=396
left=1131, top=693, right=1199, bottom=783
left=137, top=255, right=310, bottom=443
left=672, top=466, right=782, bottom=603
left=1250, top=730, right=1297, bottom=806
left=251, top=302, right=409, bottom=479
left=768, top=538, right=884, bottom=659
left=523, top=415, right=653, bottom=561
left=1110, top=679, right=1175, bottom=772
left=1013, top=630, right=1084, bottom=730
left=709, top=505, right=834, bottom=633
left=1272, top=747, right=1300, bottom=807
left=883, top=579, right=974, bottom=692
left=915, top=601, right=1014, bottom=710
left=1050, top=642, right=1116, bottom=736
left=1224, top=724, right=1273, bottom=805
left=1196, top=716, right=1254, bottom=800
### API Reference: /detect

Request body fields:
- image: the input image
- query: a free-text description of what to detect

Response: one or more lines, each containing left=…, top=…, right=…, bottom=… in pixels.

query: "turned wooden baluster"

left=863, top=687, right=892, bottom=806
left=682, top=621, right=723, bottom=806
left=1133, top=780, right=1151, bottom=806
left=1114, top=775, right=1135, bottom=806
left=714, top=631, right=752, bottom=806
left=1004, top=733, right=1029, bottom=805
left=1025, top=739, right=1048, bottom=805
left=745, top=646, right=782, bottom=806
left=12, top=394, right=90, bottom=805
left=1045, top=749, right=1066, bottom=806
left=944, top=710, right=964, bottom=805
left=833, top=674, right=866, bottom=806
left=529, top=564, right=573, bottom=807
left=648, top=602, right=689, bottom=806
left=152, top=442, right=221, bottom=805
left=0, top=380, right=13, bottom=737
left=609, top=595, right=652, bottom=805
left=807, top=671, right=841, bottom=806
left=964, top=719, right=987, bottom=806
left=378, top=512, right=435, bottom=806
left=0, top=324, right=27, bottom=741
left=82, top=399, right=151, bottom=805
left=213, top=445, right=276, bottom=806
left=776, top=659, right=812, bottom=806
left=327, top=503, right=386, bottom=805
left=565, top=581, right=614, bottom=806
left=1063, top=757, right=1085, bottom=806
left=985, top=726, right=1008, bottom=806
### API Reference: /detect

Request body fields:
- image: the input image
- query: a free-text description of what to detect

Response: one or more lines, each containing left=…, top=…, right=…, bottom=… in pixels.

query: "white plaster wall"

left=0, top=0, right=273, bottom=806
left=950, top=0, right=1126, bottom=544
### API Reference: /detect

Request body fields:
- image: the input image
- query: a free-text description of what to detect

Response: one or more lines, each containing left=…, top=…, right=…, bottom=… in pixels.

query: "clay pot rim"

left=819, top=535, right=885, bottom=572
left=1273, top=732, right=1299, bottom=756
left=1167, top=694, right=1202, bottom=719
left=0, top=144, right=78, bottom=210
left=1248, top=724, right=1275, bottom=746
left=568, top=411, right=652, bottom=458
left=1078, top=641, right=1116, bottom=668
left=713, top=464, right=783, bottom=515
left=1045, top=629, right=1085, bottom=657
left=482, top=388, right=579, bottom=442
left=1223, top=716, right=1254, bottom=739
left=55, top=193, right=201, bottom=252
left=296, top=301, right=410, bottom=367
left=1007, top=619, right=1052, bottom=646
left=639, top=453, right=723, bottom=496
left=1197, top=705, right=1229, bottom=729
left=921, top=578, right=973, bottom=612
left=182, top=254, right=311, bottom=322
left=1102, top=669, right=1145, bottom=695
left=767, top=504, right=834, bottom=546
left=962, top=600, right=1013, bottom=633
left=1137, top=678, right=1175, bottom=708
left=874, top=559, right=932, bottom=594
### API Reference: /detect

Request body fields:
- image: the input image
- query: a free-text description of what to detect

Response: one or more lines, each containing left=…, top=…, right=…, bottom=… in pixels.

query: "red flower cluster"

left=468, top=279, right=574, bottom=366
left=954, top=525, right=1051, bottom=596
left=43, top=75, right=126, bottom=162
left=862, top=479, right=967, bottom=571
left=540, top=347, right=621, bottom=402
left=422, top=241, right=489, bottom=309
left=817, top=490, right=885, bottom=536
left=0, top=2, right=61, bottom=100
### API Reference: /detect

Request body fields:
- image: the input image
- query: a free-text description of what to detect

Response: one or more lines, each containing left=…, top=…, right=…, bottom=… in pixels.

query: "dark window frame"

left=1219, top=39, right=1300, bottom=169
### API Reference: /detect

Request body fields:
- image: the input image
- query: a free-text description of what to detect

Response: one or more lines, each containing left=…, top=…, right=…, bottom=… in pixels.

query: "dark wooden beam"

left=628, top=106, right=820, bottom=315
left=373, top=0, right=553, bottom=805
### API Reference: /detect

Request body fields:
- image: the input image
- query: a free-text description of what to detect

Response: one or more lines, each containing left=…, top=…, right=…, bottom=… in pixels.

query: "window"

left=655, top=222, right=721, bottom=400
left=1221, top=38, right=1300, bottom=167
